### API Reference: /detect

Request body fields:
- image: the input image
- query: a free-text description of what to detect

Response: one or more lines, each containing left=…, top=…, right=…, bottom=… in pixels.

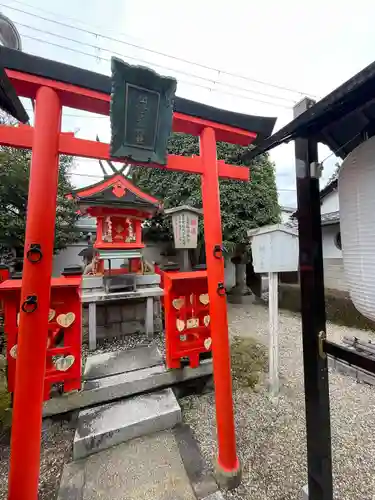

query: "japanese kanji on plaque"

left=165, top=205, right=202, bottom=250
left=172, top=211, right=198, bottom=249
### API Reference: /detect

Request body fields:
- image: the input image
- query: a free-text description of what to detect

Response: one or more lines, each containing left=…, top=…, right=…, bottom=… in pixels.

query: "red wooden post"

left=135, top=219, right=142, bottom=244
left=96, top=216, right=104, bottom=244
left=200, top=126, right=241, bottom=488
left=8, top=86, right=61, bottom=500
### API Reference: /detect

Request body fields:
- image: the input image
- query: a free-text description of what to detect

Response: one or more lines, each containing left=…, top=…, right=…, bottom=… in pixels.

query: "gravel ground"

left=0, top=332, right=166, bottom=500
left=0, top=417, right=75, bottom=500
left=81, top=330, right=165, bottom=365
left=2, top=305, right=375, bottom=499
left=181, top=303, right=375, bottom=500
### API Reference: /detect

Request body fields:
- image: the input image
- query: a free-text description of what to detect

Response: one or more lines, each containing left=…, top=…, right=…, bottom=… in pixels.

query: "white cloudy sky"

left=3, top=0, right=375, bottom=207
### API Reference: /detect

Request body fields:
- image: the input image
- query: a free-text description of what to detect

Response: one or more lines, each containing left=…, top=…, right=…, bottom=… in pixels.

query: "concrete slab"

left=59, top=431, right=196, bottom=500
left=301, top=484, right=308, bottom=499
left=43, top=359, right=213, bottom=418
left=329, top=354, right=375, bottom=386
left=57, top=461, right=85, bottom=500
left=358, top=368, right=375, bottom=385
left=173, top=423, right=218, bottom=499
left=81, top=286, right=163, bottom=304
left=336, top=359, right=357, bottom=378
left=202, top=493, right=225, bottom=500
left=136, top=274, right=161, bottom=286
left=73, top=388, right=181, bottom=460
left=84, top=345, right=163, bottom=380
left=81, top=275, right=103, bottom=289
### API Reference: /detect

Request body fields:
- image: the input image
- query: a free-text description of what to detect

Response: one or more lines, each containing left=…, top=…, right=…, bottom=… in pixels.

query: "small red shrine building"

left=69, top=173, right=160, bottom=275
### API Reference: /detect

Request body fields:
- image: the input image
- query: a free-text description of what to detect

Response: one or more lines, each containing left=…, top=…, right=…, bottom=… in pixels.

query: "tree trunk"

left=234, top=262, right=247, bottom=295
left=246, top=261, right=262, bottom=297
left=228, top=259, right=252, bottom=304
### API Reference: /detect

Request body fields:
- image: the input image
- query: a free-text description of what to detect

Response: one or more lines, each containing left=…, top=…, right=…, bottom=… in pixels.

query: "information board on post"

left=172, top=211, right=199, bottom=249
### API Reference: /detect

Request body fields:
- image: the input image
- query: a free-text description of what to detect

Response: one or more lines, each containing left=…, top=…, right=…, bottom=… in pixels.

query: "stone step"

left=73, top=388, right=181, bottom=460
left=59, top=430, right=223, bottom=500
left=301, top=485, right=308, bottom=499
left=59, top=431, right=196, bottom=500
left=43, top=358, right=212, bottom=417
left=84, top=345, right=163, bottom=380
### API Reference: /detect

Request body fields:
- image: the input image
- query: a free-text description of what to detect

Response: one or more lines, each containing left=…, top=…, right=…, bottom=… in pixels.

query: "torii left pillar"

left=8, top=87, right=61, bottom=500
left=200, top=126, right=241, bottom=489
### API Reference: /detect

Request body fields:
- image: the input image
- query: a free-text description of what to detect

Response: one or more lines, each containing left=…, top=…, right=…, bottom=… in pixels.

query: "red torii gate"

left=0, top=47, right=276, bottom=500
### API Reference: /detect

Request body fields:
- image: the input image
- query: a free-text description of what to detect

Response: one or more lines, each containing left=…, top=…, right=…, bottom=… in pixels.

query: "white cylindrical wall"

left=339, top=136, right=375, bottom=321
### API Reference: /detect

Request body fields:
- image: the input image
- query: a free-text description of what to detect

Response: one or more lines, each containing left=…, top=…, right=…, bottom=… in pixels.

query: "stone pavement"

left=59, top=431, right=196, bottom=500
left=58, top=427, right=223, bottom=500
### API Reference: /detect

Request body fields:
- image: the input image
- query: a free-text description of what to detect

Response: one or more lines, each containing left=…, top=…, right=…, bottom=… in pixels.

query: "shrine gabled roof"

left=239, top=58, right=375, bottom=162
left=0, top=47, right=276, bottom=142
left=70, top=174, right=160, bottom=211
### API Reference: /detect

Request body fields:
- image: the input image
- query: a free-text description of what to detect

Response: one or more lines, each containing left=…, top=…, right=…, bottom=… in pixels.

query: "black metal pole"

left=294, top=98, right=333, bottom=500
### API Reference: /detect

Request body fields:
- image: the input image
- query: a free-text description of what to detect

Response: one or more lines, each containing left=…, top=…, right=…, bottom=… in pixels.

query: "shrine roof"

left=0, top=47, right=276, bottom=142
left=70, top=173, right=160, bottom=211
left=239, top=58, right=375, bottom=161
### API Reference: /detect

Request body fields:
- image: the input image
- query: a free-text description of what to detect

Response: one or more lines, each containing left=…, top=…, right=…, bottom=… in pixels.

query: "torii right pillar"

left=200, top=126, right=241, bottom=489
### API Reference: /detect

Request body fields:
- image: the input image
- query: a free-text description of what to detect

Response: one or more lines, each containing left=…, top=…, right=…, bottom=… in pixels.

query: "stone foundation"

left=82, top=298, right=162, bottom=343
left=328, top=355, right=375, bottom=386
left=81, top=274, right=163, bottom=344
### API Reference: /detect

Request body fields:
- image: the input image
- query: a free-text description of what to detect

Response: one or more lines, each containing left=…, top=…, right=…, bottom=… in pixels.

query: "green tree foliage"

left=0, top=145, right=79, bottom=256
left=132, top=133, right=280, bottom=251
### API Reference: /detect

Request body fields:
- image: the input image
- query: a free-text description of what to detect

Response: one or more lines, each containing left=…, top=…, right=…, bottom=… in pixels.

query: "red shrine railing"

left=164, top=270, right=211, bottom=369
left=0, top=276, right=82, bottom=400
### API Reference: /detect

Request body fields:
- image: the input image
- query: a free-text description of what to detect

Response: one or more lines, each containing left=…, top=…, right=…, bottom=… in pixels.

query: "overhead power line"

left=15, top=21, right=296, bottom=105
left=1, top=0, right=318, bottom=99
left=70, top=172, right=104, bottom=179
left=19, top=33, right=293, bottom=109
left=69, top=170, right=296, bottom=193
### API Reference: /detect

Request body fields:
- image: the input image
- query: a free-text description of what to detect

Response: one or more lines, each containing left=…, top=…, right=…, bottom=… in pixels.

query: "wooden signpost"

left=248, top=224, right=298, bottom=398
left=165, top=205, right=203, bottom=271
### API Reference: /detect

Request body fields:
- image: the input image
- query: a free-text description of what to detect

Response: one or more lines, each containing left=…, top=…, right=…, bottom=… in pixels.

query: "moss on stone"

left=0, top=355, right=11, bottom=432
left=0, top=390, right=11, bottom=431
left=230, top=336, right=267, bottom=389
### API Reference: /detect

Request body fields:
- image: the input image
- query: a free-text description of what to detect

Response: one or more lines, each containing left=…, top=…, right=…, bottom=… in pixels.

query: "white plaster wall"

left=145, top=243, right=236, bottom=288
left=322, top=223, right=342, bottom=259
left=54, top=240, right=236, bottom=289
left=142, top=242, right=171, bottom=265
left=321, top=191, right=339, bottom=214
left=280, top=211, right=293, bottom=224
left=52, top=243, right=87, bottom=276
left=224, top=260, right=235, bottom=288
